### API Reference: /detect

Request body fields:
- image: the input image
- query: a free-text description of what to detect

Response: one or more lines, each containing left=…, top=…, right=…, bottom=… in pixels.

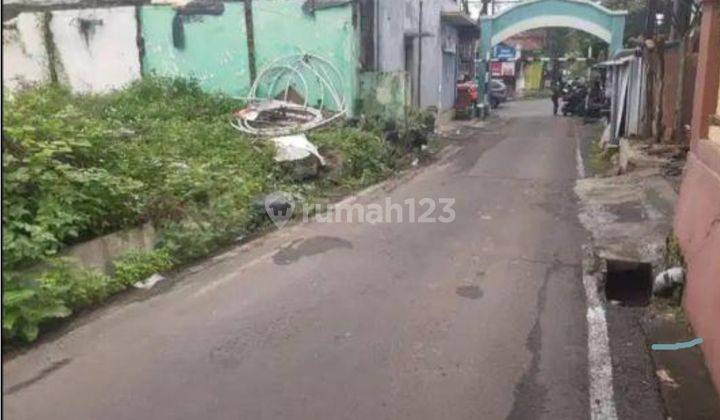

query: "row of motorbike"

left=560, top=82, right=611, bottom=119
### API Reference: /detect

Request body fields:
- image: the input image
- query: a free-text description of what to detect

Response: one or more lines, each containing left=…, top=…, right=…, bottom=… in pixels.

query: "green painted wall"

left=141, top=4, right=251, bottom=97
left=252, top=1, right=358, bottom=112
left=358, top=71, right=410, bottom=121
left=140, top=1, right=359, bottom=112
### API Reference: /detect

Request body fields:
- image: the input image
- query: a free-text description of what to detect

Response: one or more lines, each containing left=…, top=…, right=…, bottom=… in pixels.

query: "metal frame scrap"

left=232, top=53, right=347, bottom=137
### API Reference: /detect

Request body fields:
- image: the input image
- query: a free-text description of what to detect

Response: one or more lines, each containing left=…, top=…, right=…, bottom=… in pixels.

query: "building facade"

left=373, top=0, right=479, bottom=113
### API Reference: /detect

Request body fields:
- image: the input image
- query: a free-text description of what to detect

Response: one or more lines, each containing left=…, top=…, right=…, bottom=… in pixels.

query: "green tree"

left=602, top=0, right=648, bottom=42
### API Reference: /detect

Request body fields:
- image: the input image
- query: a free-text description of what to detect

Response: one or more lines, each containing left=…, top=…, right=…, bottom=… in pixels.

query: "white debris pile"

left=270, top=134, right=326, bottom=165
left=232, top=54, right=347, bottom=137
left=269, top=134, right=325, bottom=180
left=652, top=266, right=685, bottom=296
left=134, top=273, right=167, bottom=290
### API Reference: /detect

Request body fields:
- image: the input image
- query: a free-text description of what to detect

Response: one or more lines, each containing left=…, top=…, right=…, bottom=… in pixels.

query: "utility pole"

left=417, top=0, right=423, bottom=107
left=244, top=0, right=257, bottom=84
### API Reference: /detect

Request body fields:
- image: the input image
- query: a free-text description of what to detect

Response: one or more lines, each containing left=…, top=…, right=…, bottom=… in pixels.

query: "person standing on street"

left=551, top=83, right=561, bottom=116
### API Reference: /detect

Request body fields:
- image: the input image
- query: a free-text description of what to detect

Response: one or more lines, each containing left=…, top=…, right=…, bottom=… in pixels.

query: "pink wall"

left=675, top=0, right=720, bottom=393
left=675, top=148, right=720, bottom=392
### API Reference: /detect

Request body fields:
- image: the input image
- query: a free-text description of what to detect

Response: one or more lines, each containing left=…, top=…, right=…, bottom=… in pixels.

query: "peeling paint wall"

left=140, top=0, right=359, bottom=111
left=2, top=12, right=51, bottom=89
left=358, top=71, right=410, bottom=121
left=140, top=4, right=251, bottom=97
left=2, top=7, right=141, bottom=92
left=51, top=7, right=141, bottom=92
left=252, top=0, right=358, bottom=112
left=3, top=0, right=358, bottom=109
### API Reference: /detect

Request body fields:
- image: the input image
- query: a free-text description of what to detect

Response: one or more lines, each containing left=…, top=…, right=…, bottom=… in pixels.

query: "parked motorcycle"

left=585, top=96, right=610, bottom=120
left=561, top=84, right=588, bottom=116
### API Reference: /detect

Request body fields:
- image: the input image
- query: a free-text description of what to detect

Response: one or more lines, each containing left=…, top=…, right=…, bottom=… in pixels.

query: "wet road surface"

left=3, top=100, right=593, bottom=419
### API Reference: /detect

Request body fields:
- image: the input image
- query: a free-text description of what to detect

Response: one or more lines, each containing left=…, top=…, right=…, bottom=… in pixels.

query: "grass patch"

left=113, top=249, right=174, bottom=287
left=588, top=141, right=618, bottom=176
left=664, top=234, right=686, bottom=269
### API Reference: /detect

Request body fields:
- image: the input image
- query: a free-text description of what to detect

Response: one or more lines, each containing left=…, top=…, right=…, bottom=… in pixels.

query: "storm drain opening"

left=604, top=259, right=653, bottom=306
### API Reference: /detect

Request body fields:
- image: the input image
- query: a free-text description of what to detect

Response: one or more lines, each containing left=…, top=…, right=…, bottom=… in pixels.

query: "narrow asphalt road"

left=3, top=100, right=593, bottom=420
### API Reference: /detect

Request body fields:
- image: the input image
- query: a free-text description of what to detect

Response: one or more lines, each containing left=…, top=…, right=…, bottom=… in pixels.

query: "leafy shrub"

left=3, top=275, right=70, bottom=342
left=2, top=78, right=270, bottom=271
left=2, top=260, right=119, bottom=342
left=2, top=89, right=145, bottom=268
left=309, top=128, right=396, bottom=187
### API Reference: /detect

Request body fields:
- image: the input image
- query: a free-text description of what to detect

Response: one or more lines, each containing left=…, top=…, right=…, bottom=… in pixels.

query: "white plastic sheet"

left=270, top=134, right=326, bottom=166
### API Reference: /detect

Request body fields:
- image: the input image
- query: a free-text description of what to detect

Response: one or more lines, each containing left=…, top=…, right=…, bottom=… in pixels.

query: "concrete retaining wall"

left=63, top=223, right=158, bottom=273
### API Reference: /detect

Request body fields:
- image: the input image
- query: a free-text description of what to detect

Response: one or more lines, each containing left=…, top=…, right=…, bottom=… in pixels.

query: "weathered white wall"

left=377, top=0, right=464, bottom=110
left=2, top=13, right=50, bottom=89
left=50, top=6, right=141, bottom=92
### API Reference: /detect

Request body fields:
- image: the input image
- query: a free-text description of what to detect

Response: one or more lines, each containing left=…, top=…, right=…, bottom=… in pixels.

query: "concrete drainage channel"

left=599, top=253, right=720, bottom=419
left=575, top=123, right=720, bottom=419
left=580, top=252, right=671, bottom=419
left=581, top=244, right=720, bottom=419
left=604, top=259, right=653, bottom=307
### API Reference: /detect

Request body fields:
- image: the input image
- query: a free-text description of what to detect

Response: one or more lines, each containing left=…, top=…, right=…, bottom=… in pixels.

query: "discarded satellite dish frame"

left=232, top=54, right=347, bottom=136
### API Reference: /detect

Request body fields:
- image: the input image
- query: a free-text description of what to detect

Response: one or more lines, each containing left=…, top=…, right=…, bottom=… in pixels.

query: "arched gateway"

left=477, top=0, right=627, bottom=102
left=480, top=0, right=627, bottom=58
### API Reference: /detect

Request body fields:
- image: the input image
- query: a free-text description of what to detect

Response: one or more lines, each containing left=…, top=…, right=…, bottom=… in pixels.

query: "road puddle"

left=456, top=285, right=483, bottom=299
left=273, top=236, right=353, bottom=265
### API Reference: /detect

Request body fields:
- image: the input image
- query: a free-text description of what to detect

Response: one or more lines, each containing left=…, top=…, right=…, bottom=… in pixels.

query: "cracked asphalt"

left=3, top=100, right=594, bottom=419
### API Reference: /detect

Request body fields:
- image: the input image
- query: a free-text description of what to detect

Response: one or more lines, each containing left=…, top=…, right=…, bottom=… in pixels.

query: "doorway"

left=405, top=35, right=417, bottom=106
